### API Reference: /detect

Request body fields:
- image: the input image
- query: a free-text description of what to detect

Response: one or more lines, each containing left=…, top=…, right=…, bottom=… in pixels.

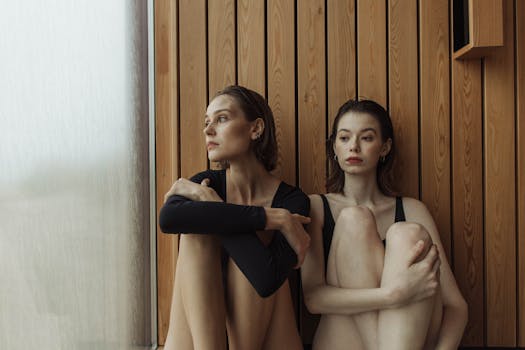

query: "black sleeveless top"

left=320, top=195, right=406, bottom=269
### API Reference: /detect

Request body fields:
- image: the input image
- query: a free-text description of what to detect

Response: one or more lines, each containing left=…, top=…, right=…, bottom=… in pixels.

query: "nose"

left=203, top=122, right=215, bottom=136
left=349, top=137, right=360, bottom=152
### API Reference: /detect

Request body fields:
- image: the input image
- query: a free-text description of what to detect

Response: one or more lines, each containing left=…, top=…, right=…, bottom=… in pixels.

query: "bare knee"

left=337, top=206, right=377, bottom=241
left=385, top=222, right=432, bottom=259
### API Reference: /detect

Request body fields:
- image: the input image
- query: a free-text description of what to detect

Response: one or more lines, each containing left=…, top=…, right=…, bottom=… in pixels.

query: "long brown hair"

left=326, top=99, right=397, bottom=195
left=213, top=85, right=278, bottom=171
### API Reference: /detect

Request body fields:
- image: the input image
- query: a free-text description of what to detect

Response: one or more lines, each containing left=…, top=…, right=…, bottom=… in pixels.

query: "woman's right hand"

left=264, top=208, right=311, bottom=268
left=387, top=242, right=441, bottom=307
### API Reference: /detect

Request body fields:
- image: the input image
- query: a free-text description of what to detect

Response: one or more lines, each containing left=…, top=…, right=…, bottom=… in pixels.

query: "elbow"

left=158, top=206, right=173, bottom=233
left=303, top=288, right=322, bottom=315
left=459, top=298, right=469, bottom=326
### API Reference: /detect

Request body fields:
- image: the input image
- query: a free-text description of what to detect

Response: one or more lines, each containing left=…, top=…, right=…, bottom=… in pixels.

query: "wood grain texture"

left=419, top=0, right=451, bottom=261
left=327, top=0, right=356, bottom=128
left=208, top=0, right=236, bottom=97
left=517, top=0, right=525, bottom=346
left=483, top=0, right=516, bottom=346
left=179, top=0, right=208, bottom=178
left=357, top=0, right=386, bottom=106
left=237, top=0, right=266, bottom=96
left=388, top=0, right=419, bottom=199
left=267, top=0, right=296, bottom=185
left=451, top=58, right=483, bottom=347
left=154, top=0, right=178, bottom=344
left=297, top=0, right=326, bottom=195
left=470, top=0, right=504, bottom=47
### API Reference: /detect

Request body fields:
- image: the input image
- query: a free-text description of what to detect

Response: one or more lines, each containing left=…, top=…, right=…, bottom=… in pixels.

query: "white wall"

left=0, top=1, right=152, bottom=349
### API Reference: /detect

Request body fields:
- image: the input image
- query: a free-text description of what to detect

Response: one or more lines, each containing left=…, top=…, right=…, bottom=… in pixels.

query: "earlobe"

left=381, top=138, right=392, bottom=157
left=252, top=118, right=265, bottom=140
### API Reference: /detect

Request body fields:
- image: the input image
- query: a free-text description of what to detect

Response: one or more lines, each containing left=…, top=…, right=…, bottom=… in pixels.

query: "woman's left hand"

left=164, top=178, right=222, bottom=203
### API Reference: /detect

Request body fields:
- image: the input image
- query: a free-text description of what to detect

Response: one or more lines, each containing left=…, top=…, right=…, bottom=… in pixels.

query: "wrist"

left=382, top=286, right=399, bottom=308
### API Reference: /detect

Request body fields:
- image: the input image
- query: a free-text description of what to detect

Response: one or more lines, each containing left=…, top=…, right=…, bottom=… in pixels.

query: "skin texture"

left=162, top=93, right=308, bottom=350
left=301, top=112, right=468, bottom=350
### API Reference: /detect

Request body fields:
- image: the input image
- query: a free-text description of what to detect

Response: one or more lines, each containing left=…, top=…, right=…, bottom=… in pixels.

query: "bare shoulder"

left=400, top=197, right=432, bottom=220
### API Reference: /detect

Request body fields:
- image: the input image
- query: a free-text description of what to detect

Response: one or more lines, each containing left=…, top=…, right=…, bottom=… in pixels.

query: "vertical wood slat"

left=388, top=0, right=419, bottom=199
left=208, top=0, right=236, bottom=97
left=237, top=0, right=266, bottom=96
left=451, top=58, right=484, bottom=346
left=268, top=0, right=296, bottom=185
left=517, top=0, right=525, bottom=346
left=297, top=0, right=326, bottom=195
left=327, top=0, right=356, bottom=129
left=179, top=0, right=208, bottom=178
left=419, top=0, right=451, bottom=261
left=357, top=0, right=387, bottom=107
left=154, top=0, right=178, bottom=344
left=484, top=0, right=516, bottom=346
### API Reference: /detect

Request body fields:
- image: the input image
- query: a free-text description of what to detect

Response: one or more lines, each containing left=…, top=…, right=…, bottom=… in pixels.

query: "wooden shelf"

left=453, top=0, right=504, bottom=60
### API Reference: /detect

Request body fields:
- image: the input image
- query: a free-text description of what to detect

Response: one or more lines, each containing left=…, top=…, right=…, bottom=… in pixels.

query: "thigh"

left=262, top=280, right=302, bottom=350
left=226, top=258, right=275, bottom=350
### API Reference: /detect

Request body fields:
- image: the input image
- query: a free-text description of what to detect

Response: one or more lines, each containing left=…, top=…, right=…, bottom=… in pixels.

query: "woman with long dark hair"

left=301, top=99, right=467, bottom=349
left=159, top=85, right=309, bottom=350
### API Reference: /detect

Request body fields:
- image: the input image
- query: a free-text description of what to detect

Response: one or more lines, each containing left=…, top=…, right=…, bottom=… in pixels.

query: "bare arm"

left=403, top=198, right=468, bottom=350
left=301, top=195, right=439, bottom=316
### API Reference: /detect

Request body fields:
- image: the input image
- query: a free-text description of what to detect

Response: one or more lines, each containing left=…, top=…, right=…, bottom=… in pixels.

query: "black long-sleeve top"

left=159, top=169, right=310, bottom=297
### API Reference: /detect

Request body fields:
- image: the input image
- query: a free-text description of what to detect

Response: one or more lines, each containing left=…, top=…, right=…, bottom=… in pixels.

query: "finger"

left=421, top=245, right=438, bottom=268
left=294, top=251, right=306, bottom=269
left=407, top=240, right=425, bottom=265
left=292, top=213, right=312, bottom=224
left=200, top=178, right=210, bottom=186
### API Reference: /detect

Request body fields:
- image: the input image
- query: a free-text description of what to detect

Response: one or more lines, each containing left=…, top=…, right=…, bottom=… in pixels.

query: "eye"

left=361, top=135, right=374, bottom=141
left=338, top=136, right=349, bottom=142
left=204, top=120, right=210, bottom=127
left=218, top=115, right=228, bottom=122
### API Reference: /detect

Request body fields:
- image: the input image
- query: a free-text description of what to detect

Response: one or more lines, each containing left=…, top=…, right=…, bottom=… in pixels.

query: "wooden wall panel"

left=517, top=0, right=525, bottom=346
left=155, top=2, right=525, bottom=347
left=179, top=0, right=208, bottom=178
left=388, top=0, right=419, bottom=199
left=451, top=59, right=484, bottom=346
left=268, top=0, right=296, bottom=185
left=327, top=0, right=356, bottom=129
left=208, top=0, right=236, bottom=97
left=297, top=0, right=326, bottom=194
left=419, top=0, right=451, bottom=260
left=154, top=0, right=178, bottom=344
left=238, top=0, right=266, bottom=96
left=357, top=0, right=386, bottom=107
left=484, top=0, right=516, bottom=346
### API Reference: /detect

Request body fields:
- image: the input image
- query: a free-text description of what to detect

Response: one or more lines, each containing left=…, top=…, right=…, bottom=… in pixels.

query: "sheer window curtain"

left=0, top=1, right=156, bottom=349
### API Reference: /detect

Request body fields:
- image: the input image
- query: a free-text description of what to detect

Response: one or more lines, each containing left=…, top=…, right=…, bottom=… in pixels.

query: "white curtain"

left=0, top=1, right=152, bottom=349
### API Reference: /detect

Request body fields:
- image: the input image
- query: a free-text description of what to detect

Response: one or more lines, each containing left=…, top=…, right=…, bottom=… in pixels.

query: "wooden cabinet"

left=453, top=0, right=504, bottom=59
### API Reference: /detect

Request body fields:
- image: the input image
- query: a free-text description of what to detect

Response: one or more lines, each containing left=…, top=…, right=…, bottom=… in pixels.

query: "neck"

left=342, top=170, right=384, bottom=205
left=227, top=156, right=273, bottom=203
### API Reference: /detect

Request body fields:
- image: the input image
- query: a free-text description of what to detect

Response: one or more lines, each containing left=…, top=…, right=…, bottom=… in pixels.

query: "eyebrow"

left=337, top=127, right=377, bottom=134
left=204, top=109, right=232, bottom=119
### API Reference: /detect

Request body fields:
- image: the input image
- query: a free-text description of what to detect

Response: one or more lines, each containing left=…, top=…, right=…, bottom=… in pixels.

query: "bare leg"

left=327, top=206, right=385, bottom=349
left=164, top=234, right=226, bottom=350
left=262, top=280, right=303, bottom=350
left=225, top=258, right=275, bottom=350
left=378, top=222, right=436, bottom=350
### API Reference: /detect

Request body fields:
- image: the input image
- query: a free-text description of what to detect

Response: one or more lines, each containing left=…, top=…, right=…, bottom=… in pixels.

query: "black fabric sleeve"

left=158, top=170, right=266, bottom=235
left=220, top=186, right=310, bottom=297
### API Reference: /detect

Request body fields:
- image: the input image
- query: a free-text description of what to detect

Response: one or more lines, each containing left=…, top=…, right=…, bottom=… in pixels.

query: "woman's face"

left=333, top=111, right=391, bottom=175
left=203, top=94, right=257, bottom=163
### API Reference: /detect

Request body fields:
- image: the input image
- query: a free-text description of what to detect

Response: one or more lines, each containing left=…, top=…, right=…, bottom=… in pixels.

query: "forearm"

left=304, top=284, right=394, bottom=315
left=434, top=304, right=468, bottom=350
left=159, top=198, right=265, bottom=235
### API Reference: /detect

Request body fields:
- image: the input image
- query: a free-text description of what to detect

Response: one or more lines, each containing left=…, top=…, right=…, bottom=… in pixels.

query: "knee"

left=338, top=206, right=377, bottom=240
left=385, top=222, right=432, bottom=251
